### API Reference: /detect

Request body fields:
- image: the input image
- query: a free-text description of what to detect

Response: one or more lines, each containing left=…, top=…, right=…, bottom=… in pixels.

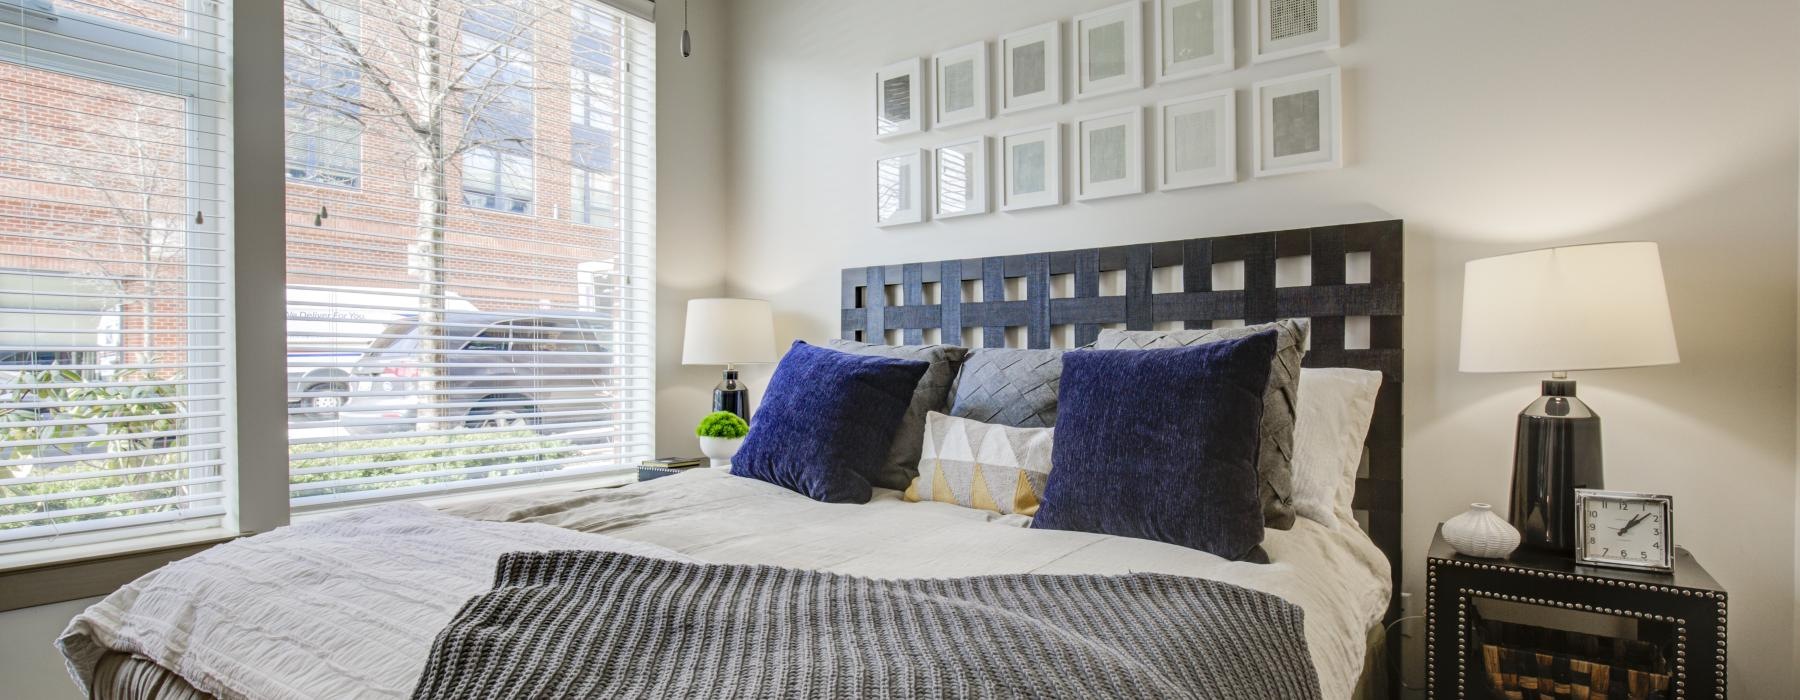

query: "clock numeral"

left=1588, top=510, right=1598, bottom=518
left=1652, top=541, right=1661, bottom=549
left=1600, top=547, right=1609, bottom=556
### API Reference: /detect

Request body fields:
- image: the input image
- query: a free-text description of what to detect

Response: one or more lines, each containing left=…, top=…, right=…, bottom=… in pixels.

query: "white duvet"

left=62, top=468, right=1390, bottom=699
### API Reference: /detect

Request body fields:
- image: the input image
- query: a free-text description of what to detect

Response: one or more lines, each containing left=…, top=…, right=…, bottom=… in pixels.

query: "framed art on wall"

left=1073, top=2, right=1142, bottom=100
left=1157, top=89, right=1235, bottom=189
left=999, top=124, right=1062, bottom=211
left=1155, top=0, right=1232, bottom=82
left=1253, top=66, right=1341, bottom=177
left=933, top=42, right=989, bottom=128
left=875, top=58, right=925, bottom=139
left=1075, top=108, right=1143, bottom=201
left=933, top=137, right=989, bottom=219
left=999, top=21, right=1062, bottom=115
left=1252, top=0, right=1338, bottom=63
left=876, top=149, right=928, bottom=226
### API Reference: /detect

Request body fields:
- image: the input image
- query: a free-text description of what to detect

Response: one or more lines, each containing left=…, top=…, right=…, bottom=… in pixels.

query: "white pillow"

left=1290, top=367, right=1384, bottom=529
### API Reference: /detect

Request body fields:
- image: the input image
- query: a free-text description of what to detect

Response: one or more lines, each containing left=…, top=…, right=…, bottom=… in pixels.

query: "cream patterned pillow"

left=905, top=412, right=1053, bottom=516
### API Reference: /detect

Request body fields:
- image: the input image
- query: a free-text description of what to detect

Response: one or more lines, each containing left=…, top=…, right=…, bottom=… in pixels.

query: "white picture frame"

left=1156, top=89, right=1235, bottom=190
left=1251, top=0, right=1339, bottom=64
left=933, top=137, right=989, bottom=219
left=998, top=124, right=1062, bottom=211
left=998, top=21, right=1062, bottom=115
left=1252, top=67, right=1341, bottom=178
left=1075, top=107, right=1144, bottom=201
left=1073, top=2, right=1143, bottom=100
left=932, top=42, right=989, bottom=128
left=875, top=58, right=925, bottom=140
left=1154, top=0, right=1232, bottom=83
left=875, top=149, right=928, bottom=226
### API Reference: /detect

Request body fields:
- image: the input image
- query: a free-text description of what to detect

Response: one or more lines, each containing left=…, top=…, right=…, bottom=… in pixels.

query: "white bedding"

left=61, top=468, right=1390, bottom=699
left=448, top=468, right=1392, bottom=699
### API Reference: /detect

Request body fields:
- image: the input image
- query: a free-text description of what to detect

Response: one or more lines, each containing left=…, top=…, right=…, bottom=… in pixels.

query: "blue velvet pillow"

left=730, top=341, right=929, bottom=504
left=1031, top=331, right=1278, bottom=559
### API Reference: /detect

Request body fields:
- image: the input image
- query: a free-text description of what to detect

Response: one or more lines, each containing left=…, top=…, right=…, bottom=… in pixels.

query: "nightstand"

left=1426, top=526, right=1727, bottom=698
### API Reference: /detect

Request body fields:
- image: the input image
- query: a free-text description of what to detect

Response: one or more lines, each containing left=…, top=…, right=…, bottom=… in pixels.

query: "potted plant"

left=695, top=411, right=749, bottom=467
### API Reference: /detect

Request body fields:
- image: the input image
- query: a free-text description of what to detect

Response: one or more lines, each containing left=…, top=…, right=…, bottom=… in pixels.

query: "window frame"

left=0, top=0, right=237, bottom=555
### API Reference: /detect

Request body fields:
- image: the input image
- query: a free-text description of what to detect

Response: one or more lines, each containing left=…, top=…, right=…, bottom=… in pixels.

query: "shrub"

left=289, top=430, right=579, bottom=499
left=0, top=369, right=190, bottom=533
left=695, top=411, right=748, bottom=439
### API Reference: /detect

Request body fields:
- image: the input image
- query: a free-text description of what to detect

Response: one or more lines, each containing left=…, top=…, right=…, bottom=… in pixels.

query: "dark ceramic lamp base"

left=1508, top=377, right=1603, bottom=553
left=713, top=367, right=750, bottom=422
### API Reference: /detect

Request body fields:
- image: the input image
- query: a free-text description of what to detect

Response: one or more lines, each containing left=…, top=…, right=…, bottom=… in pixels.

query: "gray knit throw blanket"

left=411, top=551, right=1321, bottom=699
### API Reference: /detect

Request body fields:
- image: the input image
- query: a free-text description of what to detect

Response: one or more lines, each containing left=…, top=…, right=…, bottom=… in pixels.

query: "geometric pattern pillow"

left=1092, top=319, right=1309, bottom=530
left=904, top=412, right=1053, bottom=516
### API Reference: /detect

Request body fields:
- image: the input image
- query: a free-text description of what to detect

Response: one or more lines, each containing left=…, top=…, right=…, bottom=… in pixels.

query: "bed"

left=59, top=221, right=1406, bottom=699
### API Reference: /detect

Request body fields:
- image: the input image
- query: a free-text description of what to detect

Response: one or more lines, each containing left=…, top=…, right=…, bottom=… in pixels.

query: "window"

left=284, top=0, right=362, bottom=187
left=570, top=4, right=619, bottom=226
left=458, top=3, right=536, bottom=213
left=462, top=146, right=535, bottom=214
left=284, top=0, right=656, bottom=508
left=0, top=0, right=233, bottom=551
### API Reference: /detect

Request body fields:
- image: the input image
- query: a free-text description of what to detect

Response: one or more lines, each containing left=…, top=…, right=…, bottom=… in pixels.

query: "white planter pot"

left=698, top=436, right=743, bottom=468
left=1442, top=503, right=1521, bottom=559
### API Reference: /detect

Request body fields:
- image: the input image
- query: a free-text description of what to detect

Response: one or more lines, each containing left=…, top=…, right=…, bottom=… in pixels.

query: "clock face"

left=1577, top=490, right=1673, bottom=571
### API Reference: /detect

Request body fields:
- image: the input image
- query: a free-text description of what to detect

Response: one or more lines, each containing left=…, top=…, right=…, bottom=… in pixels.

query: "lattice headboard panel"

left=841, top=220, right=1404, bottom=619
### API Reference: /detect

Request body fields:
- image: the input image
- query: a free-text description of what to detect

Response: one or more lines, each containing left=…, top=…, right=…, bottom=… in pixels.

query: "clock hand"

left=1616, top=513, right=1649, bottom=536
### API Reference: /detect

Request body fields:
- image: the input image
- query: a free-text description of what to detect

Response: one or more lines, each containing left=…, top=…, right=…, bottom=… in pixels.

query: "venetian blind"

left=282, top=0, right=655, bottom=507
left=0, top=0, right=233, bottom=549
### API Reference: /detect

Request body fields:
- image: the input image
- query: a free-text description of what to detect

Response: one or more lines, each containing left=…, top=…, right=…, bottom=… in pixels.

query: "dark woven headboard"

left=840, top=220, right=1404, bottom=619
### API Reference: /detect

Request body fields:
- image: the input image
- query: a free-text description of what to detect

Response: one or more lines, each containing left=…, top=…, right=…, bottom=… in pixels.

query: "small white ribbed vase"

left=1443, top=503, right=1521, bottom=559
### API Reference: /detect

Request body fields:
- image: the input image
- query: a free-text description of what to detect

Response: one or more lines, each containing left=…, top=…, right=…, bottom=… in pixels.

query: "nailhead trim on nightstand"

left=1426, top=557, right=1728, bottom=699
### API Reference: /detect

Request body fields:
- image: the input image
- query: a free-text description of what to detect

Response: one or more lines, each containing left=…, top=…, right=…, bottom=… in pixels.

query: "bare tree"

left=284, top=0, right=552, bottom=426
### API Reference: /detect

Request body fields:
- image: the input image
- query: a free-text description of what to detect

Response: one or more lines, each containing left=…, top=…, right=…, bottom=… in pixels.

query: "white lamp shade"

left=682, top=298, right=778, bottom=366
left=1460, top=242, right=1679, bottom=374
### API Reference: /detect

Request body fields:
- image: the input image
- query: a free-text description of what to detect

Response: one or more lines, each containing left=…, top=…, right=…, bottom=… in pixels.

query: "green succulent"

left=695, top=411, right=749, bottom=439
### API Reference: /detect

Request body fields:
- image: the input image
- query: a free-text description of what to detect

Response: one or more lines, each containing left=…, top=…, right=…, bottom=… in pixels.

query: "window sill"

left=0, top=528, right=240, bottom=612
left=293, top=470, right=635, bottom=523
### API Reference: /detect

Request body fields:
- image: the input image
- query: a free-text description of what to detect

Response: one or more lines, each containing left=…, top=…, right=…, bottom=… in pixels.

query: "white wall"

left=0, top=597, right=98, bottom=699
left=655, top=0, right=734, bottom=457
left=708, top=0, right=1800, bottom=695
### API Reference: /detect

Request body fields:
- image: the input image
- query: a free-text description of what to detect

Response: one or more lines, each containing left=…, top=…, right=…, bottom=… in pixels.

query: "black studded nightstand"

left=1426, top=526, right=1727, bottom=699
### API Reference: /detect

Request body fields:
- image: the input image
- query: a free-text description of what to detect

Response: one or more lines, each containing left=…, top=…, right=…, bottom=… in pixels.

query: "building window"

left=462, top=147, right=535, bottom=215
left=284, top=0, right=362, bottom=187
left=458, top=5, right=536, bottom=213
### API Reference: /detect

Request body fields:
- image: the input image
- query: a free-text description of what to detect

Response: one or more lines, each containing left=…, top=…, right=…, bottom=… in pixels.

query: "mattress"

left=63, top=468, right=1390, bottom=699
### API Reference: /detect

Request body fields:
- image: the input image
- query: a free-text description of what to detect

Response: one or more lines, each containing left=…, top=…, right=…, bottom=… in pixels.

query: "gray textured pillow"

left=1091, top=320, right=1309, bottom=530
left=825, top=339, right=969, bottom=490
left=948, top=348, right=1065, bottom=429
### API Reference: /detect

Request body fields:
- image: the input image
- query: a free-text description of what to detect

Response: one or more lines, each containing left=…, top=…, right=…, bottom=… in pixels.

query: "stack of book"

left=641, top=457, right=704, bottom=470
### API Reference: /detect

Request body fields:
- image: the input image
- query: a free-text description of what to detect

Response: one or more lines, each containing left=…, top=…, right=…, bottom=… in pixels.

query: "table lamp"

left=1459, top=242, right=1679, bottom=553
left=682, top=298, right=777, bottom=421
